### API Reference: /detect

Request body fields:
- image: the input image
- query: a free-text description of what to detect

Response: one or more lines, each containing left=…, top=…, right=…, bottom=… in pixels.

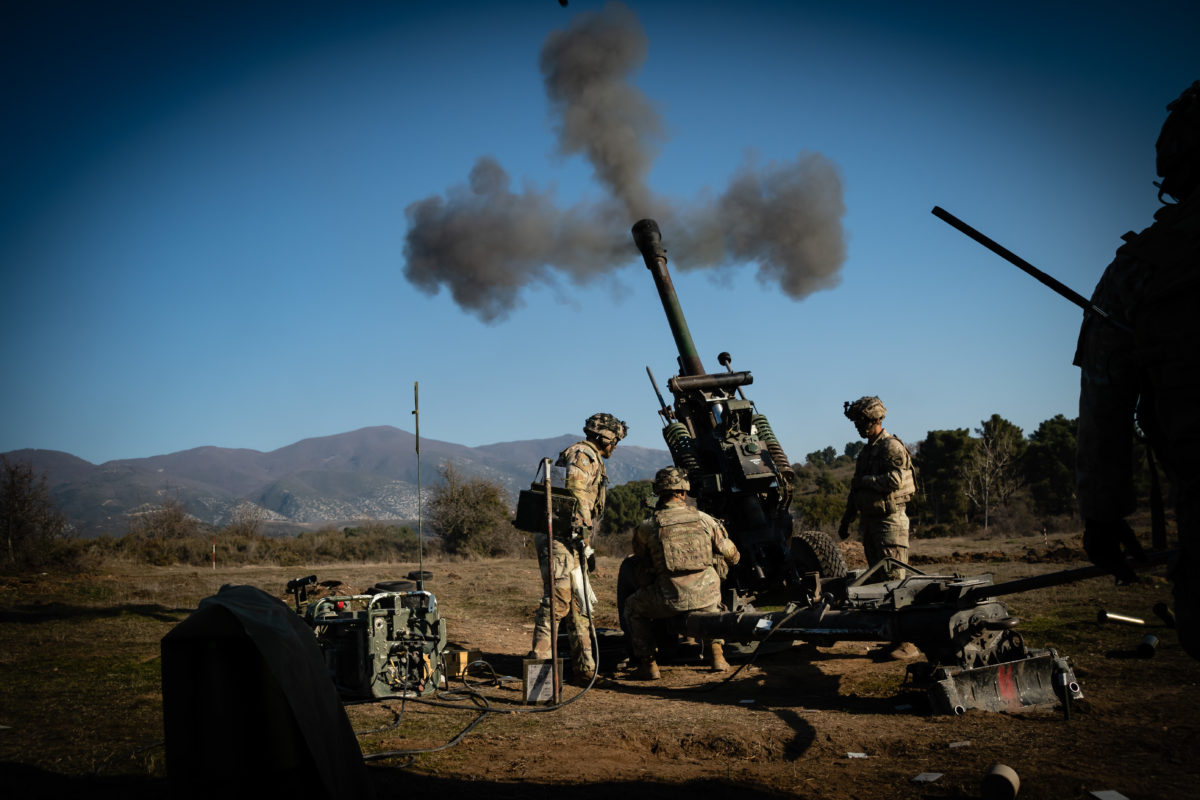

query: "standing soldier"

left=838, top=396, right=916, bottom=582
left=527, top=412, right=627, bottom=682
left=625, top=466, right=741, bottom=681
left=1074, top=81, right=1200, bottom=660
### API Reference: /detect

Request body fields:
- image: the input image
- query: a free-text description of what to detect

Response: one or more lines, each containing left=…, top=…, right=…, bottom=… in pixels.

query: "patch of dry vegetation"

left=1, top=527, right=1198, bottom=799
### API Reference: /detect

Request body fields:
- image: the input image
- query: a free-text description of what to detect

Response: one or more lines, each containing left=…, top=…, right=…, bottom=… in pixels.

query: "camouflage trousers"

left=624, top=586, right=722, bottom=660
left=530, top=534, right=596, bottom=674
left=860, top=509, right=910, bottom=582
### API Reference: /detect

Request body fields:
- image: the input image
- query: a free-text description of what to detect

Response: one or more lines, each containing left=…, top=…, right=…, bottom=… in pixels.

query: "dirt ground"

left=1, top=529, right=1197, bottom=799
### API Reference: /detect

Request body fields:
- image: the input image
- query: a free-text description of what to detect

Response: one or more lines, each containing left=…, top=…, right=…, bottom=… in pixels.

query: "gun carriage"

left=626, top=218, right=1100, bottom=714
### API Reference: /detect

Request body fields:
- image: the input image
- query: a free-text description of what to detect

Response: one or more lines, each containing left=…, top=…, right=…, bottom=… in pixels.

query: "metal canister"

left=981, top=763, right=1020, bottom=800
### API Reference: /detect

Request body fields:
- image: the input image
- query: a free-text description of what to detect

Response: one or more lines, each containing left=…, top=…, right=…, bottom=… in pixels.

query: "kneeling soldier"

left=625, top=467, right=740, bottom=680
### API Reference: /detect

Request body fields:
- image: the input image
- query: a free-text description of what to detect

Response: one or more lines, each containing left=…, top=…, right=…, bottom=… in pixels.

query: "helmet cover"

left=844, top=396, right=887, bottom=423
left=652, top=466, right=690, bottom=494
left=584, top=412, right=628, bottom=443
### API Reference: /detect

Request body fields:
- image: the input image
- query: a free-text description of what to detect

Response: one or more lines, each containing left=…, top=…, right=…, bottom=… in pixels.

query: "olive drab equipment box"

left=514, top=461, right=578, bottom=535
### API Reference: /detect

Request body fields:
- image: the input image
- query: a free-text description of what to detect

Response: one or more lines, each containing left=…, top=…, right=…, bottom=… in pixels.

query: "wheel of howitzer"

left=789, top=530, right=848, bottom=579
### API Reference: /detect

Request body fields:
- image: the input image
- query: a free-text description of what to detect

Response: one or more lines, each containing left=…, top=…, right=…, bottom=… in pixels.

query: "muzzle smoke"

left=402, top=2, right=846, bottom=323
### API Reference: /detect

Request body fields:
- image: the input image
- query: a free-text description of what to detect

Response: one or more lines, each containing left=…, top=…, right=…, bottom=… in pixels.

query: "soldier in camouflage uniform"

left=1075, top=80, right=1200, bottom=661
left=625, top=467, right=741, bottom=681
left=838, top=396, right=916, bottom=582
left=528, top=412, right=627, bottom=682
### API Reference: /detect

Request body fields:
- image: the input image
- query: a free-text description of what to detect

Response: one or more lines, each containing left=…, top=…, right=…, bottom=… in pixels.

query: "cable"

left=360, top=693, right=492, bottom=762
left=356, top=540, right=604, bottom=764
left=644, top=602, right=808, bottom=694
left=348, top=700, right=404, bottom=735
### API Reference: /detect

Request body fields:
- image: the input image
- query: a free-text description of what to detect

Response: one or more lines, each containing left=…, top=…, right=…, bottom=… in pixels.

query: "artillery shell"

left=981, top=763, right=1020, bottom=800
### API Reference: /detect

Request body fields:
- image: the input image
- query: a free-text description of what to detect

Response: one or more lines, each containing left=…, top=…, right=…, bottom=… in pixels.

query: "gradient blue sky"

left=2, top=0, right=1196, bottom=467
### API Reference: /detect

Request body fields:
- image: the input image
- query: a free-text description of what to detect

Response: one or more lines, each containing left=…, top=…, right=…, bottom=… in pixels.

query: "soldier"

left=527, top=412, right=628, bottom=682
left=625, top=466, right=741, bottom=681
left=838, top=396, right=916, bottom=582
left=1074, top=80, right=1200, bottom=660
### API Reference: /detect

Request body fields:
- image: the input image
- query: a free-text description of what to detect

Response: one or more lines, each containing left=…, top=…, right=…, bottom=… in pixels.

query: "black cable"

left=360, top=693, right=492, bottom=761
left=649, top=602, right=808, bottom=694
left=349, top=700, right=404, bottom=735
left=357, top=542, right=605, bottom=764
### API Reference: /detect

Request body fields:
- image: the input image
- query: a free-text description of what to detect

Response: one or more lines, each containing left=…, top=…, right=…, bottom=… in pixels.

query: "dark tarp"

left=161, top=584, right=374, bottom=799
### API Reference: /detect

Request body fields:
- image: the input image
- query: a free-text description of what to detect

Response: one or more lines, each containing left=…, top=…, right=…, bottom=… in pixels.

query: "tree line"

left=0, top=413, right=1159, bottom=571
left=791, top=413, right=1156, bottom=537
left=0, top=457, right=525, bottom=572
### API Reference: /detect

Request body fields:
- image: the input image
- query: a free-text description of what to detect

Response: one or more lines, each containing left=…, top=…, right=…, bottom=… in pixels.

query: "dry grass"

left=1, top=528, right=1197, bottom=799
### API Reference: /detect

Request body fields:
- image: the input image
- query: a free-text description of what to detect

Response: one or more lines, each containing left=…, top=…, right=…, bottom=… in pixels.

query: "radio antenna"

left=413, top=381, right=424, bottom=591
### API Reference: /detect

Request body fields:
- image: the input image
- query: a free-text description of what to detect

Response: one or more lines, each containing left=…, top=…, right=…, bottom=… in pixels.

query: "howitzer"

left=630, top=219, right=846, bottom=608
left=686, top=551, right=1171, bottom=714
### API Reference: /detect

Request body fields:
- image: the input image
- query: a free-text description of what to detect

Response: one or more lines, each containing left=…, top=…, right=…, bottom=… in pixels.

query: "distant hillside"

left=3, top=427, right=669, bottom=537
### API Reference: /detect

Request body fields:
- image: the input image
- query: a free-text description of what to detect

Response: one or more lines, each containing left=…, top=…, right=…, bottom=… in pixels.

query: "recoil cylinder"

left=752, top=414, right=794, bottom=480
left=663, top=422, right=702, bottom=473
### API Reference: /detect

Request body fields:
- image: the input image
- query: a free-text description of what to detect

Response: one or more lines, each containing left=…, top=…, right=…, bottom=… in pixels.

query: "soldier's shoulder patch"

left=569, top=443, right=599, bottom=465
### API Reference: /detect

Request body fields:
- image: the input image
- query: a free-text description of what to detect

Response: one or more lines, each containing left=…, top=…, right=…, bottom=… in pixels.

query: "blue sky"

left=2, top=0, right=1196, bottom=467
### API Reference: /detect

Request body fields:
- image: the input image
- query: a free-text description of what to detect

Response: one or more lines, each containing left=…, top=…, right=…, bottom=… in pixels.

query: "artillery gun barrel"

left=632, top=219, right=705, bottom=376
left=931, top=205, right=1131, bottom=334
left=961, top=550, right=1174, bottom=604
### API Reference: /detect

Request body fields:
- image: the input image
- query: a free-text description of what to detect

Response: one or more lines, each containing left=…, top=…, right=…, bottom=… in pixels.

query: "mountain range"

left=3, top=426, right=670, bottom=538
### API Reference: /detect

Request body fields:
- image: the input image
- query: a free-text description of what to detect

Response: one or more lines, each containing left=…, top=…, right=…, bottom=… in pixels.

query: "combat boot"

left=708, top=641, right=730, bottom=672
left=634, top=658, right=660, bottom=681
left=527, top=629, right=552, bottom=661
left=573, top=661, right=596, bottom=685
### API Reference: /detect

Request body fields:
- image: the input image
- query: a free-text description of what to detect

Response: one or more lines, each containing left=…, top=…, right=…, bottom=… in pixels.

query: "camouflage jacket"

left=848, top=430, right=915, bottom=516
left=557, top=439, right=608, bottom=535
left=633, top=499, right=740, bottom=611
left=1075, top=195, right=1200, bottom=521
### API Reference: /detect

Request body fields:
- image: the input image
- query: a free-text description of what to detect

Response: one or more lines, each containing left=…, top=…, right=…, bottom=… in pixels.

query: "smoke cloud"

left=402, top=2, right=846, bottom=323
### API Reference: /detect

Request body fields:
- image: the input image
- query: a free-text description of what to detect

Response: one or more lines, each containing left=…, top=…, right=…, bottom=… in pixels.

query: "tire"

left=789, top=530, right=848, bottom=579
left=369, top=580, right=417, bottom=593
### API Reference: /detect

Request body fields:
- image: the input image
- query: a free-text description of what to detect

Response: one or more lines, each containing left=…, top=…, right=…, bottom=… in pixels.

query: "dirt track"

left=1, top=531, right=1197, bottom=799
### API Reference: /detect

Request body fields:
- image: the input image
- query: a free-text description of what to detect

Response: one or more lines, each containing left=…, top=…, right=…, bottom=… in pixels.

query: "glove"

left=837, top=521, right=850, bottom=540
left=587, top=553, right=597, bottom=574
left=1083, top=518, right=1146, bottom=585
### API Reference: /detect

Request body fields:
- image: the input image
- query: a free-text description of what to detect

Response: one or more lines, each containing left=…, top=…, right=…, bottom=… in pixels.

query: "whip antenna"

left=414, top=381, right=424, bottom=591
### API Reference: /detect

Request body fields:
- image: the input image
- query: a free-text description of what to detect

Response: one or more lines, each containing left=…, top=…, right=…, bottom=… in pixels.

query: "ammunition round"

left=1097, top=609, right=1145, bottom=625
left=981, top=763, right=1020, bottom=800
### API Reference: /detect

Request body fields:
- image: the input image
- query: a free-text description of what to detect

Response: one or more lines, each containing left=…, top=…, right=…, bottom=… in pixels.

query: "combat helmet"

left=844, top=396, right=887, bottom=423
left=652, top=466, right=690, bottom=494
left=1156, top=80, right=1200, bottom=202
left=584, top=412, right=628, bottom=444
